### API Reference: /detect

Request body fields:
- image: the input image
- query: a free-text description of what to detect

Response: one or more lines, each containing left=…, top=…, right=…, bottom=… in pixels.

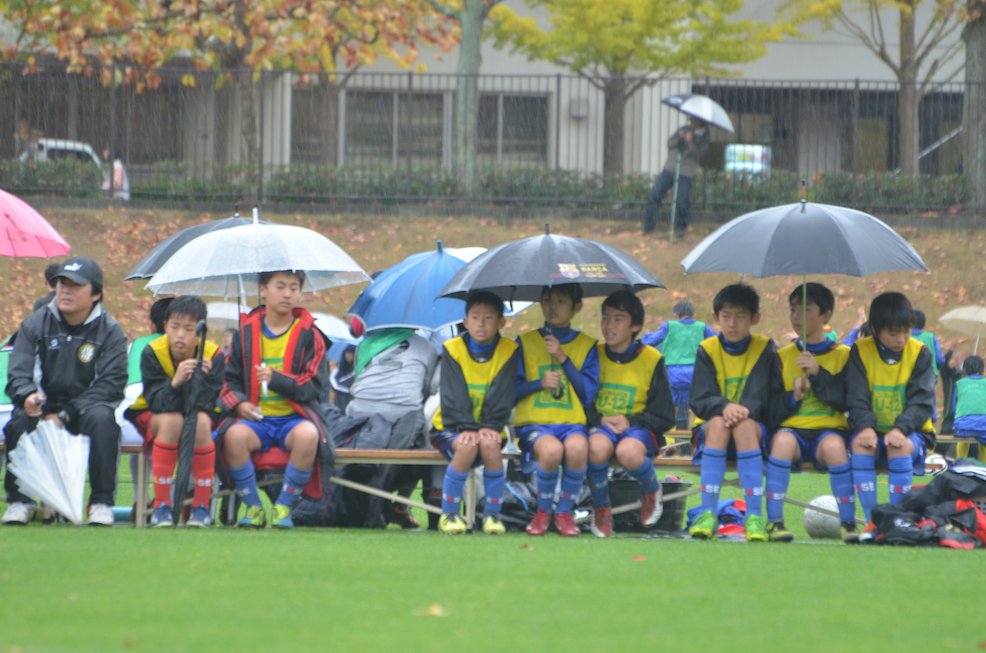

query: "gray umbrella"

left=661, top=93, right=735, bottom=134
left=440, top=225, right=663, bottom=302
left=681, top=200, right=928, bottom=277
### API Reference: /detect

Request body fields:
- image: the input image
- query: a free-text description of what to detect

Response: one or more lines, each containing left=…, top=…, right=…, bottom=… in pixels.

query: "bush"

left=0, top=160, right=103, bottom=197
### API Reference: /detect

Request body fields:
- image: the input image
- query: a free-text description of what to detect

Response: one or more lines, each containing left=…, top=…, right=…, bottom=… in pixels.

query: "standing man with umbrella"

left=643, top=116, right=709, bottom=240
left=3, top=257, right=128, bottom=526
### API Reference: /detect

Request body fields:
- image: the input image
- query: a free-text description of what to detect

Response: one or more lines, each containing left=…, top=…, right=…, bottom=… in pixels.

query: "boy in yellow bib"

left=515, top=284, right=599, bottom=537
left=134, top=296, right=225, bottom=527
left=431, top=291, right=519, bottom=535
left=586, top=290, right=674, bottom=537
left=766, top=283, right=855, bottom=542
left=845, top=291, right=935, bottom=525
left=688, top=284, right=785, bottom=542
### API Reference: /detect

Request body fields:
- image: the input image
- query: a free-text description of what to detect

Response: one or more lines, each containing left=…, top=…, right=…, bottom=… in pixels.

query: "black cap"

left=51, top=256, right=103, bottom=287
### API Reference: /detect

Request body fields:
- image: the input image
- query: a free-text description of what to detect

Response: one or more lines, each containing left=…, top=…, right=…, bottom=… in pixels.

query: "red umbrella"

left=0, top=189, right=71, bottom=258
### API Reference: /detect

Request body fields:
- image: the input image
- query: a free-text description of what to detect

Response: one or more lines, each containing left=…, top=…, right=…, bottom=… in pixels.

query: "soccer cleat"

left=272, top=504, right=294, bottom=529
left=439, top=513, right=468, bottom=535
left=744, top=514, right=768, bottom=542
left=767, top=520, right=794, bottom=543
left=87, top=504, right=114, bottom=527
left=857, top=522, right=877, bottom=544
left=186, top=506, right=213, bottom=528
left=553, top=511, right=581, bottom=537
left=391, top=505, right=421, bottom=530
left=237, top=505, right=267, bottom=529
left=482, top=514, right=506, bottom=535
left=640, top=486, right=664, bottom=527
left=2, top=502, right=31, bottom=525
left=590, top=506, right=613, bottom=538
left=688, top=509, right=717, bottom=540
left=525, top=510, right=552, bottom=536
left=150, top=504, right=174, bottom=528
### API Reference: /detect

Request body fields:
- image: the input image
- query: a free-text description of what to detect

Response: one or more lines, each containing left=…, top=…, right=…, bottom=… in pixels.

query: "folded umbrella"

left=8, top=421, right=90, bottom=525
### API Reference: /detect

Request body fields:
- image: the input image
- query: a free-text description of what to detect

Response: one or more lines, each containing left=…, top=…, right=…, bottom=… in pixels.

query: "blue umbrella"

left=348, top=242, right=530, bottom=332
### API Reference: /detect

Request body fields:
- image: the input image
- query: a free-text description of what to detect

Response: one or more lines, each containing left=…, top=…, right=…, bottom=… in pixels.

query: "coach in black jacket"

left=2, top=256, right=128, bottom=526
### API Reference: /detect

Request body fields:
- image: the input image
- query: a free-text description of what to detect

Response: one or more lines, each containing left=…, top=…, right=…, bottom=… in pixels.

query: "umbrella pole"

left=976, top=336, right=980, bottom=356
left=669, top=150, right=682, bottom=245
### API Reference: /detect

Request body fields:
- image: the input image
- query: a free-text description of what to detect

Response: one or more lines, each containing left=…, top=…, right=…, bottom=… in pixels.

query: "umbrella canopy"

left=348, top=242, right=533, bottom=332
left=681, top=200, right=928, bottom=277
left=0, top=188, right=71, bottom=258
left=145, top=220, right=370, bottom=297
left=939, top=306, right=986, bottom=344
left=661, top=93, right=735, bottom=133
left=125, top=214, right=266, bottom=280
left=440, top=227, right=664, bottom=302
left=312, top=312, right=358, bottom=343
left=8, top=421, right=90, bottom=525
left=205, top=301, right=251, bottom=332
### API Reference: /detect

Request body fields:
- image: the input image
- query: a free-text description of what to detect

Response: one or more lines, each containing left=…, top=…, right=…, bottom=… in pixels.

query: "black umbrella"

left=680, top=194, right=928, bottom=349
left=171, top=319, right=209, bottom=525
left=680, top=199, right=927, bottom=277
left=439, top=225, right=664, bottom=302
left=125, top=214, right=266, bottom=280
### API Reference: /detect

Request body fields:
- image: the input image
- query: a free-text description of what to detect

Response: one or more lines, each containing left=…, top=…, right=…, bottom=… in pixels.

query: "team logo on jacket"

left=78, top=343, right=95, bottom=363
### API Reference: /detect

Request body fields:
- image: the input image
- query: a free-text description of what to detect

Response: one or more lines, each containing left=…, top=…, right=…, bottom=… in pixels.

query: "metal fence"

left=0, top=63, right=973, bottom=215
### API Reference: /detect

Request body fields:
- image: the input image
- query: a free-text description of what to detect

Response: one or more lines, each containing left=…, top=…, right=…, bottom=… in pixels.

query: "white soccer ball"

left=803, top=495, right=841, bottom=539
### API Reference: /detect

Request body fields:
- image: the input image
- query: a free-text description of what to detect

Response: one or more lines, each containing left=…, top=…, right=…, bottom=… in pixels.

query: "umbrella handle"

left=544, top=323, right=565, bottom=400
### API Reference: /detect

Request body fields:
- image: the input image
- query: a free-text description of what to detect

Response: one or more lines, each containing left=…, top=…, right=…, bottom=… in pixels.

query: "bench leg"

left=134, top=450, right=147, bottom=528
left=464, top=471, right=476, bottom=530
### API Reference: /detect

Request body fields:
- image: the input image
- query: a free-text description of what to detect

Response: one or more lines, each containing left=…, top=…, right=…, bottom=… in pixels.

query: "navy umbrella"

left=124, top=213, right=266, bottom=280
left=440, top=225, right=664, bottom=302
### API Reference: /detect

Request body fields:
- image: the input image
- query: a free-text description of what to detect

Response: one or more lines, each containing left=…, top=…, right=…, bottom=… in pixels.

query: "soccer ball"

left=925, top=453, right=947, bottom=476
left=803, top=495, right=841, bottom=539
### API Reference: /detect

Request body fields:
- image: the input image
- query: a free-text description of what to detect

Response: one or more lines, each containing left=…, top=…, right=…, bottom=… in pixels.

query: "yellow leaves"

left=181, top=73, right=196, bottom=87
left=319, top=43, right=335, bottom=73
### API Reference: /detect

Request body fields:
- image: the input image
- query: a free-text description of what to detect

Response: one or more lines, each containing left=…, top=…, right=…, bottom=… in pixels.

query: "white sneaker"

left=2, top=502, right=31, bottom=525
left=88, top=503, right=114, bottom=526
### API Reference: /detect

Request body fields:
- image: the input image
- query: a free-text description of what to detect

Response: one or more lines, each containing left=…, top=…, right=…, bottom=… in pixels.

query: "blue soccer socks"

left=483, top=468, right=506, bottom=515
left=535, top=463, right=559, bottom=513
left=765, top=455, right=792, bottom=523
left=229, top=461, right=262, bottom=509
left=852, top=453, right=877, bottom=521
left=442, top=467, right=469, bottom=515
left=737, top=449, right=764, bottom=518
left=587, top=463, right=611, bottom=507
left=828, top=461, right=857, bottom=523
left=628, top=458, right=659, bottom=495
left=700, top=447, right=727, bottom=513
left=557, top=466, right=587, bottom=514
left=275, top=462, right=312, bottom=509
left=887, top=456, right=913, bottom=505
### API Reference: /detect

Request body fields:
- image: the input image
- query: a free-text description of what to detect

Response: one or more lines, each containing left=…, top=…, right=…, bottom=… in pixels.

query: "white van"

left=19, top=139, right=103, bottom=169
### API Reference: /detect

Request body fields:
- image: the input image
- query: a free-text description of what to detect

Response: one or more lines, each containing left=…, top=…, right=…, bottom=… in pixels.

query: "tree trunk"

left=454, top=0, right=484, bottom=197
left=602, top=77, right=627, bottom=176
left=897, top=8, right=920, bottom=176
left=230, top=69, right=260, bottom=200
left=316, top=75, right=340, bottom=167
left=963, top=7, right=986, bottom=210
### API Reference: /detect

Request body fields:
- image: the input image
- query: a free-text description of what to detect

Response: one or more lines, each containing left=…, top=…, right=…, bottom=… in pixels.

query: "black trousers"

left=4, top=406, right=121, bottom=505
left=643, top=170, right=693, bottom=235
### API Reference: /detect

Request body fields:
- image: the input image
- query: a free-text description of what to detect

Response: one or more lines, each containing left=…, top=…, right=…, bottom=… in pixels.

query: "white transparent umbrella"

left=8, top=421, right=90, bottom=525
left=206, top=301, right=252, bottom=331
left=939, top=306, right=986, bottom=354
left=145, top=211, right=370, bottom=298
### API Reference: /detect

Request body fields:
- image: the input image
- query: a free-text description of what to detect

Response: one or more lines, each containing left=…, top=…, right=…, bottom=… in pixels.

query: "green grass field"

left=2, top=472, right=983, bottom=653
